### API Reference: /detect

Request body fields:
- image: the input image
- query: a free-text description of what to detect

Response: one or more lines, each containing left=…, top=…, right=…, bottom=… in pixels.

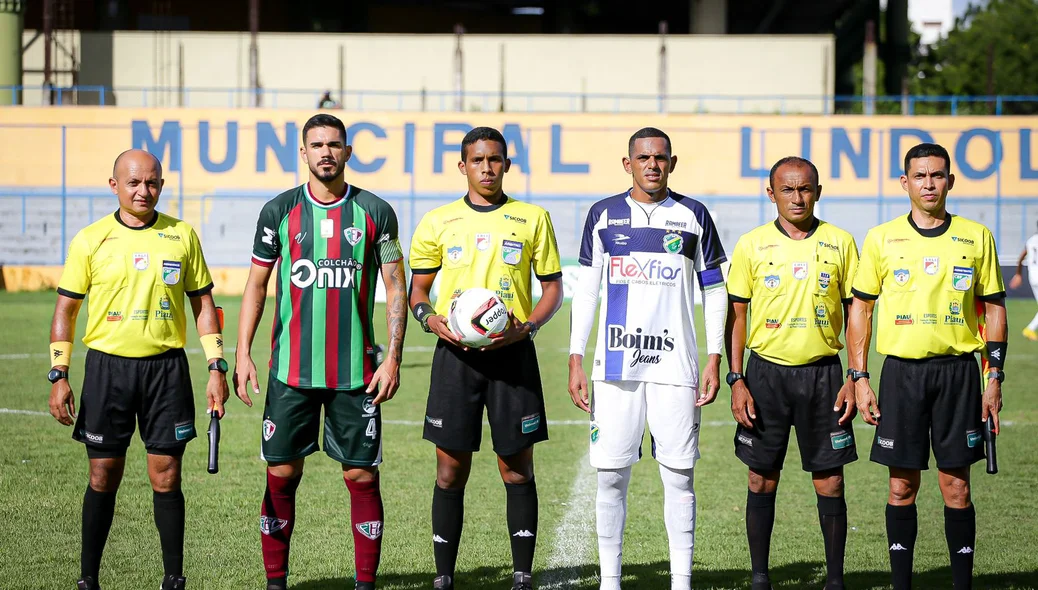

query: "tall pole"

left=453, top=23, right=464, bottom=112
left=43, top=0, right=53, bottom=104
left=658, top=20, right=668, bottom=114
left=249, top=0, right=259, bottom=107
left=863, top=20, right=877, bottom=115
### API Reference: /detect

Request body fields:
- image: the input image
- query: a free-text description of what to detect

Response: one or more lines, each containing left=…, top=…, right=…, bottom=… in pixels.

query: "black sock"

left=153, top=490, right=186, bottom=577
left=505, top=479, right=538, bottom=574
left=432, top=485, right=465, bottom=577
left=945, top=505, right=976, bottom=590
left=886, top=503, right=917, bottom=590
left=817, top=494, right=847, bottom=588
left=746, top=489, right=777, bottom=585
left=81, top=486, right=117, bottom=581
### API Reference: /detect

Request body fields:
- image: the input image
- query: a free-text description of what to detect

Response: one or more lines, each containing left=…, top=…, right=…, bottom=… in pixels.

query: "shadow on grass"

left=291, top=561, right=1038, bottom=589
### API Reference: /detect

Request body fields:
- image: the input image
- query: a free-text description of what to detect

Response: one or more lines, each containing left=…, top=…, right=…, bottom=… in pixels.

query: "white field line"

left=541, top=452, right=598, bottom=589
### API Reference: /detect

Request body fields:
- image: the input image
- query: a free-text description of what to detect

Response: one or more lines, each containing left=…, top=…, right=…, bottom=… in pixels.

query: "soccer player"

left=725, top=157, right=859, bottom=590
left=1008, top=222, right=1038, bottom=340
left=568, top=127, right=727, bottom=590
left=47, top=149, right=229, bottom=590
left=847, top=143, right=1006, bottom=590
left=234, top=114, right=408, bottom=590
left=408, top=126, right=564, bottom=590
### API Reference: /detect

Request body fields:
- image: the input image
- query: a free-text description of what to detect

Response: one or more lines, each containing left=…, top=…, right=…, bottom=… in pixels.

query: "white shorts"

left=1030, top=278, right=1038, bottom=302
left=589, top=380, right=701, bottom=470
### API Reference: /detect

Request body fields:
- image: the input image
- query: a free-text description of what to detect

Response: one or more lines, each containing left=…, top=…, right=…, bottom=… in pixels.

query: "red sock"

left=261, top=471, right=301, bottom=580
left=346, top=474, right=384, bottom=583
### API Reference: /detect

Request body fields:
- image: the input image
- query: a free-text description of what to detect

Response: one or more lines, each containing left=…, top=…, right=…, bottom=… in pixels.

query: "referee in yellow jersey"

left=847, top=143, right=1006, bottom=590
left=46, top=150, right=230, bottom=590
left=725, top=157, right=859, bottom=590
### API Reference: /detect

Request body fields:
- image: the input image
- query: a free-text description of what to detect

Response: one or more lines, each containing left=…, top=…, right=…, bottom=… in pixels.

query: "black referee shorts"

left=734, top=352, right=857, bottom=473
left=423, top=338, right=548, bottom=456
left=870, top=354, right=984, bottom=471
left=72, top=348, right=196, bottom=458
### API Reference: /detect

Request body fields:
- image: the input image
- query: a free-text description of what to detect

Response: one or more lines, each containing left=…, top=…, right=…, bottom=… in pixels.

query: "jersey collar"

left=464, top=194, right=508, bottom=212
left=113, top=210, right=158, bottom=231
left=305, top=182, right=351, bottom=209
left=906, top=212, right=952, bottom=237
left=772, top=217, right=819, bottom=239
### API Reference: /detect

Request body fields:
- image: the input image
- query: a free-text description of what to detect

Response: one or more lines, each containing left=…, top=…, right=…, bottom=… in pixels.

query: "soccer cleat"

left=265, top=577, right=288, bottom=590
left=512, top=572, right=533, bottom=590
left=356, top=581, right=376, bottom=590
left=432, top=575, right=453, bottom=590
left=750, top=572, right=773, bottom=590
left=159, top=575, right=186, bottom=590
left=1023, top=328, right=1038, bottom=341
left=76, top=578, right=100, bottom=590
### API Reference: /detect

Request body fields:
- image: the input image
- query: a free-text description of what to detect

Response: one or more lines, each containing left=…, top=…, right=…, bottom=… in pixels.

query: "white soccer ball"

left=448, top=288, right=510, bottom=348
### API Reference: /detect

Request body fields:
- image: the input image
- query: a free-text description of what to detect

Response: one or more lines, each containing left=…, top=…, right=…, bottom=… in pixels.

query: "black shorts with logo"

left=734, top=352, right=857, bottom=472
left=73, top=348, right=196, bottom=458
left=870, top=354, right=984, bottom=470
left=423, top=338, right=548, bottom=456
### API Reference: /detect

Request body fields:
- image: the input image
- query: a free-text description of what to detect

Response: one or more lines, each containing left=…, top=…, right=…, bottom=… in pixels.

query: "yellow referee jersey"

left=727, top=219, right=858, bottom=366
left=57, top=211, right=214, bottom=358
left=409, top=196, right=562, bottom=322
left=852, top=214, right=1005, bottom=359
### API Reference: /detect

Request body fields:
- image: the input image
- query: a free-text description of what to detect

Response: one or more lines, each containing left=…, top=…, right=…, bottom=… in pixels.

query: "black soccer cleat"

left=76, top=577, right=100, bottom=590
left=159, top=575, right=186, bottom=590
left=512, top=572, right=533, bottom=590
left=266, top=577, right=288, bottom=590
left=355, top=581, right=376, bottom=590
left=432, top=574, right=453, bottom=590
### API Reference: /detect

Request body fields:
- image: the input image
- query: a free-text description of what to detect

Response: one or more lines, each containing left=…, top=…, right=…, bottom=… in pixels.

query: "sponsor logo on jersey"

left=924, top=257, right=939, bottom=275
left=503, top=214, right=527, bottom=224
left=662, top=232, right=683, bottom=254
left=85, top=431, right=104, bottom=444
left=793, top=262, right=808, bottom=280
left=966, top=429, right=981, bottom=448
left=612, top=233, right=631, bottom=245
left=521, top=413, right=541, bottom=434
left=133, top=252, right=149, bottom=270
left=815, top=304, right=827, bottom=318
left=590, top=423, right=600, bottom=444
left=501, top=240, right=523, bottom=265
left=476, top=233, right=492, bottom=251
left=447, top=246, right=463, bottom=263
left=155, top=294, right=174, bottom=320
left=294, top=231, right=306, bottom=244
left=951, top=236, right=975, bottom=246
left=765, top=318, right=781, bottom=329
left=737, top=434, right=753, bottom=447
left=818, top=240, right=840, bottom=251
left=818, top=271, right=831, bottom=290
left=174, top=422, right=195, bottom=441
left=886, top=238, right=909, bottom=244
left=893, top=268, right=910, bottom=285
left=160, top=295, right=171, bottom=310
left=921, top=313, right=938, bottom=325
left=131, top=309, right=149, bottom=321
left=877, top=436, right=894, bottom=449
left=162, top=260, right=181, bottom=285
left=377, top=233, right=391, bottom=244
left=290, top=258, right=363, bottom=289
left=830, top=431, right=853, bottom=449
left=356, top=521, right=383, bottom=540
left=442, top=216, right=463, bottom=225
left=608, top=256, right=682, bottom=286
left=895, top=314, right=914, bottom=325
left=260, top=227, right=276, bottom=246
left=608, top=217, right=630, bottom=226
left=949, top=300, right=961, bottom=315
left=107, top=311, right=122, bottom=322
left=788, top=317, right=808, bottom=328
left=157, top=232, right=182, bottom=242
left=425, top=416, right=443, bottom=428
left=499, top=276, right=512, bottom=290
left=607, top=325, right=675, bottom=368
left=260, top=516, right=289, bottom=535
left=665, top=220, right=687, bottom=229
left=758, top=244, right=779, bottom=251
left=344, top=227, right=364, bottom=246
left=262, top=419, right=276, bottom=441
left=952, top=266, right=973, bottom=291
left=943, top=314, right=966, bottom=326
left=764, top=274, right=780, bottom=290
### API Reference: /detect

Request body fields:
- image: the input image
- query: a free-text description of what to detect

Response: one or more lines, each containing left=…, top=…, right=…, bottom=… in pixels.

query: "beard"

left=311, top=160, right=344, bottom=182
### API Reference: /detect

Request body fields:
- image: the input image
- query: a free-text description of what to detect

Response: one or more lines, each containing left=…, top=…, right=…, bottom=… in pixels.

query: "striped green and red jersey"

left=252, top=183, right=403, bottom=390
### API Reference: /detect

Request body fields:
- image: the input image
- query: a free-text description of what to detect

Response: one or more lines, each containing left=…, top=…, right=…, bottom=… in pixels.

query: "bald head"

left=109, top=149, right=164, bottom=220
left=112, top=149, right=163, bottom=180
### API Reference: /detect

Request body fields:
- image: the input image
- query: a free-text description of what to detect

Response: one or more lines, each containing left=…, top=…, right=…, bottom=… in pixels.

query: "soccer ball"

left=448, top=288, right=510, bottom=348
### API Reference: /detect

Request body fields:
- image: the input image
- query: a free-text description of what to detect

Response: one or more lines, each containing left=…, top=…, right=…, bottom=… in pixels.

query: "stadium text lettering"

left=130, top=120, right=590, bottom=175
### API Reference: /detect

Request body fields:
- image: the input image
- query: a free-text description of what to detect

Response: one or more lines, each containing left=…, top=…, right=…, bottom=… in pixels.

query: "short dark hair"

left=628, top=127, right=671, bottom=156
left=461, top=126, right=507, bottom=161
left=904, top=142, right=951, bottom=175
left=769, top=156, right=819, bottom=188
left=302, top=113, right=347, bottom=145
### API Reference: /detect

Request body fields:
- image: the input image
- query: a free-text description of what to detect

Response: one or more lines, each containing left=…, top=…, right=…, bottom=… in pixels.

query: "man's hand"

left=981, top=377, right=1003, bottom=435
left=834, top=378, right=858, bottom=426
left=730, top=380, right=756, bottom=429
left=48, top=378, right=76, bottom=426
left=207, top=370, right=230, bottom=418
left=854, top=379, right=880, bottom=425
left=697, top=355, right=721, bottom=407
left=233, top=353, right=258, bottom=408
left=367, top=356, right=401, bottom=405
left=427, top=315, right=467, bottom=350
left=1009, top=274, right=1023, bottom=290
left=481, top=313, right=529, bottom=351
left=568, top=355, right=590, bottom=413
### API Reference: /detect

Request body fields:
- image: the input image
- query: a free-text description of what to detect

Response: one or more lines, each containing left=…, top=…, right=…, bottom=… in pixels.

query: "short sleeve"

left=184, top=227, right=214, bottom=297
left=851, top=229, right=882, bottom=300
left=252, top=201, right=281, bottom=267
left=532, top=210, right=563, bottom=281
left=408, top=215, right=441, bottom=274
left=694, top=208, right=727, bottom=271
left=372, top=201, right=403, bottom=265
left=841, top=235, right=860, bottom=302
left=976, top=228, right=1006, bottom=300
left=725, top=237, right=753, bottom=302
left=578, top=207, right=604, bottom=268
left=57, top=232, right=91, bottom=299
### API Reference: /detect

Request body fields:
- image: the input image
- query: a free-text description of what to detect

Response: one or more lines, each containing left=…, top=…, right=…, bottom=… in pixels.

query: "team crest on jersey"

left=949, top=300, right=961, bottom=315
left=793, top=262, right=808, bottom=280
left=133, top=252, right=149, bottom=270
left=924, top=257, right=939, bottom=275
left=818, top=271, right=831, bottom=290
left=815, top=304, right=827, bottom=318
left=159, top=295, right=171, bottom=311
left=501, top=240, right=523, bottom=265
left=663, top=233, right=683, bottom=254
left=476, top=233, right=492, bottom=251
left=893, top=268, right=910, bottom=285
left=262, top=419, right=276, bottom=441
left=764, top=275, right=780, bottom=290
left=447, top=246, right=463, bottom=263
left=161, top=260, right=181, bottom=285
left=356, top=521, right=383, bottom=540
left=344, top=227, right=363, bottom=246
left=952, top=266, right=973, bottom=291
left=590, top=423, right=600, bottom=444
left=362, top=396, right=377, bottom=415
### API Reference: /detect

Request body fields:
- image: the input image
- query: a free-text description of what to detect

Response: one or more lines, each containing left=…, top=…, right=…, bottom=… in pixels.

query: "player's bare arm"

left=725, top=300, right=755, bottom=428
left=190, top=292, right=230, bottom=417
left=1010, top=246, right=1027, bottom=290
left=234, top=262, right=274, bottom=406
left=368, top=260, right=407, bottom=404
left=834, top=301, right=857, bottom=425
left=483, top=277, right=563, bottom=351
left=982, top=298, right=1008, bottom=433
left=409, top=271, right=464, bottom=348
left=48, top=294, right=82, bottom=425
left=846, top=296, right=879, bottom=425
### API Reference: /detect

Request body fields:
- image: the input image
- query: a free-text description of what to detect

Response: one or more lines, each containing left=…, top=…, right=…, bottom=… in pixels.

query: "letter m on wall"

left=131, top=120, right=182, bottom=172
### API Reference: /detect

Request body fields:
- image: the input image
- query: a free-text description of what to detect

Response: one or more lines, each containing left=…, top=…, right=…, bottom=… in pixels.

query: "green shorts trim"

left=260, top=376, right=382, bottom=466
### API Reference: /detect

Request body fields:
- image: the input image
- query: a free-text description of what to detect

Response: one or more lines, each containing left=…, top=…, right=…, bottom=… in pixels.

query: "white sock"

left=659, top=464, right=696, bottom=589
left=1027, top=310, right=1038, bottom=332
left=597, top=466, right=631, bottom=584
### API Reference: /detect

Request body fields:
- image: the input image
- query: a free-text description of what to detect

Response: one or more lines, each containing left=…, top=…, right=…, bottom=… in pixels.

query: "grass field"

left=1, top=291, right=1036, bottom=590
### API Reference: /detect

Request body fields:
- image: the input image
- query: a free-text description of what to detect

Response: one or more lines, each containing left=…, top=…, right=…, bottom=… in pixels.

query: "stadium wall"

left=1, top=108, right=1036, bottom=298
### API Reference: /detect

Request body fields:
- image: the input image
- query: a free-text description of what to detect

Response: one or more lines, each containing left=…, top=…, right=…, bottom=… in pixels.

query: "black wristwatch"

left=725, top=371, right=744, bottom=386
left=47, top=368, right=68, bottom=384
left=986, top=369, right=1005, bottom=384
left=846, top=368, right=870, bottom=382
left=208, top=359, right=229, bottom=374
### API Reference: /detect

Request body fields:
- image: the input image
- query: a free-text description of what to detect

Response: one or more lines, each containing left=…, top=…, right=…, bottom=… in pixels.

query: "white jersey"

left=572, top=191, right=727, bottom=386
left=1027, top=234, right=1038, bottom=277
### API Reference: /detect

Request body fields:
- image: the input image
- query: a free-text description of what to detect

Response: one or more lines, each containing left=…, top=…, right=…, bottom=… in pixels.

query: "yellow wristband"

left=50, top=341, right=72, bottom=367
left=200, top=333, right=224, bottom=361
